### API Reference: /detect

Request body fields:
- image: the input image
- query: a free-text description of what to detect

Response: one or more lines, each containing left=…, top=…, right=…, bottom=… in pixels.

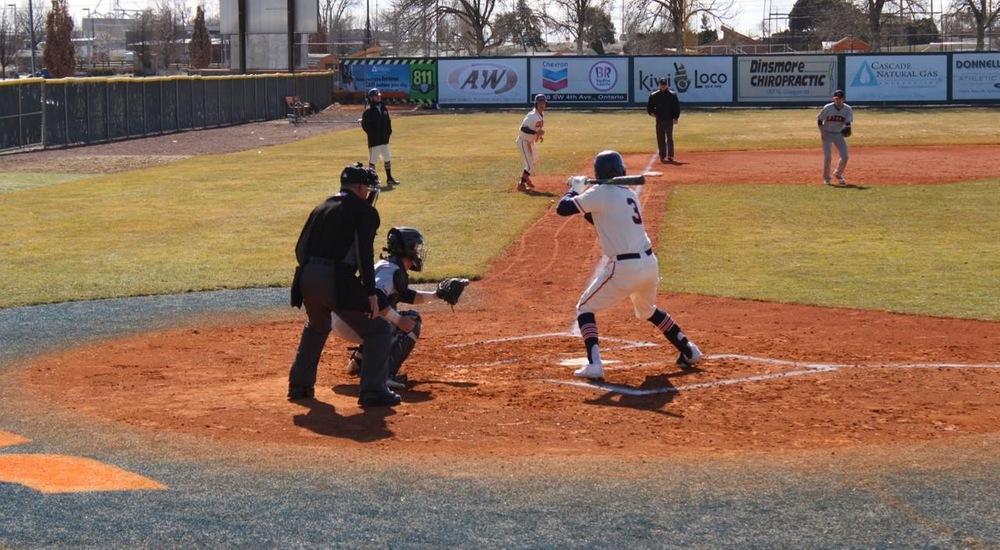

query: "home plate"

left=559, top=357, right=622, bottom=367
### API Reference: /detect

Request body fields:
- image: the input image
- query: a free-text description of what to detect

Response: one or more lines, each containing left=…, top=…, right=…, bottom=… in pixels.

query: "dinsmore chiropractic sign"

left=737, top=55, right=836, bottom=102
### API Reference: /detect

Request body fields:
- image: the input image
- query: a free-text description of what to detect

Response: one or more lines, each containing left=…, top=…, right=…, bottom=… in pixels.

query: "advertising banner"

left=338, top=60, right=436, bottom=103
left=530, top=58, right=629, bottom=104
left=438, top=58, right=528, bottom=105
left=633, top=56, right=733, bottom=103
left=952, top=53, right=1000, bottom=101
left=845, top=55, right=947, bottom=101
left=737, top=56, right=836, bottom=102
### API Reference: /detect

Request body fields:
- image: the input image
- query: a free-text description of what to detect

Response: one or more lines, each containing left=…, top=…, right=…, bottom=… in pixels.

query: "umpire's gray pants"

left=288, top=263, right=393, bottom=397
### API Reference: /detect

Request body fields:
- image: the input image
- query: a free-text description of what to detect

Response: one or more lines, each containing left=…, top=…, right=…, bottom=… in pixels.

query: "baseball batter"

left=555, top=150, right=702, bottom=380
left=817, top=89, right=853, bottom=185
left=515, top=94, right=547, bottom=192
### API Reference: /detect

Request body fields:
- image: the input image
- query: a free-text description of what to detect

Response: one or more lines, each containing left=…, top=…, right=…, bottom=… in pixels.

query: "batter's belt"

left=615, top=248, right=653, bottom=261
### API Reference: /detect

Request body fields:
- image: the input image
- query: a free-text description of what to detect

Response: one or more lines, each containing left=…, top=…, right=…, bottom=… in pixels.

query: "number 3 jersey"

left=572, top=184, right=653, bottom=259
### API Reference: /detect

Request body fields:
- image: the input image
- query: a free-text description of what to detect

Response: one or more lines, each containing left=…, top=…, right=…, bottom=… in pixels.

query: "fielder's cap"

left=533, top=93, right=548, bottom=103
left=658, top=77, right=668, bottom=84
left=368, top=87, right=381, bottom=97
left=833, top=89, right=845, bottom=98
left=341, top=162, right=377, bottom=186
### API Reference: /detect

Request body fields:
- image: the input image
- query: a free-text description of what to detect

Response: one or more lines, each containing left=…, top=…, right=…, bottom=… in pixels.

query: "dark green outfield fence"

left=0, top=72, right=335, bottom=153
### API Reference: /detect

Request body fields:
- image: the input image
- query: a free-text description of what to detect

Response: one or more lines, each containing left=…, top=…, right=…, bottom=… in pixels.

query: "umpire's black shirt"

left=295, top=190, right=381, bottom=297
left=646, top=88, right=681, bottom=121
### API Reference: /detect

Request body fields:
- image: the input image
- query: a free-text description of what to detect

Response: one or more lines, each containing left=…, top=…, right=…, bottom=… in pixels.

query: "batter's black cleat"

left=287, top=385, right=315, bottom=400
left=387, top=178, right=401, bottom=185
left=676, top=343, right=703, bottom=369
left=359, top=391, right=401, bottom=407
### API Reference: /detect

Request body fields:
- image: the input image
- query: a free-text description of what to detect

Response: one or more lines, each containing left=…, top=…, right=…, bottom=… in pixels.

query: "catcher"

left=331, top=227, right=469, bottom=389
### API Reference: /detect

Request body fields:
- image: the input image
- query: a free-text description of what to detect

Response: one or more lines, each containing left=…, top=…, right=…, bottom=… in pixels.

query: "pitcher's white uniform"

left=516, top=107, right=544, bottom=175
left=569, top=183, right=659, bottom=320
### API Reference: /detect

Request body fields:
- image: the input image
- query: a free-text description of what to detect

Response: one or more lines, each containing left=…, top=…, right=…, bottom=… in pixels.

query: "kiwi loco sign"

left=633, top=56, right=733, bottom=104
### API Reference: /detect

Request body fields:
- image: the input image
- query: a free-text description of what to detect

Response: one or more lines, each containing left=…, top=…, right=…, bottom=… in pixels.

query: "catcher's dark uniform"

left=288, top=188, right=396, bottom=405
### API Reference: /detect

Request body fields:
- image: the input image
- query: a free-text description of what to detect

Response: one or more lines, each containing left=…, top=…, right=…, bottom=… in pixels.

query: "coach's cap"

left=533, top=93, right=548, bottom=104
left=658, top=77, right=668, bottom=85
left=833, top=89, right=845, bottom=98
left=368, top=88, right=381, bottom=97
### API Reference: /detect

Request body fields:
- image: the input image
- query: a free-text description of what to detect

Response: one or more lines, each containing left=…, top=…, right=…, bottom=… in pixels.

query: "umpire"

left=288, top=162, right=401, bottom=407
left=646, top=77, right=681, bottom=163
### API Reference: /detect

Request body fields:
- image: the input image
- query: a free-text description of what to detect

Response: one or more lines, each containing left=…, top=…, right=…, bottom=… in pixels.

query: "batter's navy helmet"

left=368, top=88, right=381, bottom=97
left=385, top=227, right=426, bottom=272
left=594, top=150, right=626, bottom=180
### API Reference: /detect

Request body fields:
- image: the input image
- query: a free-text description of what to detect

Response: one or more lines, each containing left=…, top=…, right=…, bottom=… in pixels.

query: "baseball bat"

left=586, top=175, right=646, bottom=186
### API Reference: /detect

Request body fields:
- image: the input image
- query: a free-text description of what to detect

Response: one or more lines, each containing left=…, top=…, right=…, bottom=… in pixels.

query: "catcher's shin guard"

left=387, top=311, right=422, bottom=378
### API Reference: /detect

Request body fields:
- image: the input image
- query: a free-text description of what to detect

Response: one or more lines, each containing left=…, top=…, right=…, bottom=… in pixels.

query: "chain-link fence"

left=0, top=72, right=334, bottom=153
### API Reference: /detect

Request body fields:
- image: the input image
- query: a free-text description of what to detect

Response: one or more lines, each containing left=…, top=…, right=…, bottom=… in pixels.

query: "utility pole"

left=83, top=8, right=92, bottom=74
left=27, top=0, right=35, bottom=74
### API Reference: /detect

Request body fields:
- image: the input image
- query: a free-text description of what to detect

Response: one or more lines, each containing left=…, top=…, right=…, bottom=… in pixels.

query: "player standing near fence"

left=515, top=94, right=547, bottom=192
left=362, top=88, right=402, bottom=186
left=555, top=150, right=703, bottom=381
left=817, top=89, right=853, bottom=185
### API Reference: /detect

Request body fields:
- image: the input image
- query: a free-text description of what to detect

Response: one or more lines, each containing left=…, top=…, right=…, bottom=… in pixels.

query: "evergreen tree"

left=43, top=0, right=75, bottom=77
left=189, top=5, right=212, bottom=69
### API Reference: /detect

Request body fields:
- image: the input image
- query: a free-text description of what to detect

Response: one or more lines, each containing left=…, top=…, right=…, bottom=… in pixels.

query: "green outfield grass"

left=1, top=108, right=998, bottom=320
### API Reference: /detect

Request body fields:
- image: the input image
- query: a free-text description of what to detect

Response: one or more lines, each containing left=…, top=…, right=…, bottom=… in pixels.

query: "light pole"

left=7, top=3, right=16, bottom=75
left=27, top=0, right=35, bottom=74
left=83, top=8, right=92, bottom=73
left=364, top=0, right=371, bottom=49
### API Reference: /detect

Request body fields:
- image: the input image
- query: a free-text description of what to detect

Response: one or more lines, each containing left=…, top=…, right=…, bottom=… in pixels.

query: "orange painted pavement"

left=0, top=454, right=167, bottom=493
left=0, top=430, right=32, bottom=448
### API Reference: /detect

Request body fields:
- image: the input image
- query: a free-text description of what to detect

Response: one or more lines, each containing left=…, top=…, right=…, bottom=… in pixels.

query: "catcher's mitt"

left=435, top=277, right=469, bottom=307
left=841, top=126, right=852, bottom=138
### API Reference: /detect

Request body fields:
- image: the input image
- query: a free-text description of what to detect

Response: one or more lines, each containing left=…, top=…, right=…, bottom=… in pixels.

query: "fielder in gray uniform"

left=817, top=89, right=853, bottom=185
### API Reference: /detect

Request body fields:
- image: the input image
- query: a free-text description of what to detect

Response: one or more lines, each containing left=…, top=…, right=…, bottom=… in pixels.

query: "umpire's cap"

left=533, top=93, right=548, bottom=104
left=658, top=77, right=668, bottom=85
left=341, top=162, right=379, bottom=187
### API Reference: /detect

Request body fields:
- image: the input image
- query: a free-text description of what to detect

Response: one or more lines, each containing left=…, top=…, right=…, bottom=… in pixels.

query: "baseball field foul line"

left=546, top=354, right=1000, bottom=396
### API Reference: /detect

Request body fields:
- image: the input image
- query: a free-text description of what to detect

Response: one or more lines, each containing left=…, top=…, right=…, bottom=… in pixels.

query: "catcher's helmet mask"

left=593, top=150, right=627, bottom=180
left=385, top=227, right=426, bottom=272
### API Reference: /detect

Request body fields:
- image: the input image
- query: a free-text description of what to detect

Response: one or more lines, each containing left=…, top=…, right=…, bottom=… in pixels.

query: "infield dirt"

left=16, top=122, right=1000, bottom=466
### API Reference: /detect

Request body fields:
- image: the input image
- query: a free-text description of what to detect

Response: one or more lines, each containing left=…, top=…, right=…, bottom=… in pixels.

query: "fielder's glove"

left=567, top=175, right=590, bottom=195
left=841, top=126, right=852, bottom=138
left=435, top=277, right=469, bottom=309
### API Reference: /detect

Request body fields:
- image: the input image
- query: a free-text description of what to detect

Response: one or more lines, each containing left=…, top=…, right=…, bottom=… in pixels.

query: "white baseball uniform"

left=515, top=108, right=544, bottom=174
left=569, top=183, right=659, bottom=320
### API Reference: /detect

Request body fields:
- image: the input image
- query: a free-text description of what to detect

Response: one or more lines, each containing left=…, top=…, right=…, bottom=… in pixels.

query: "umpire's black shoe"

left=358, top=391, right=401, bottom=407
left=287, top=385, right=315, bottom=400
left=387, top=178, right=401, bottom=185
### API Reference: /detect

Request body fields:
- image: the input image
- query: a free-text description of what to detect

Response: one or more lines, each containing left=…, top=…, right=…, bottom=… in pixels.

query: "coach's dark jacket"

left=361, top=103, right=392, bottom=148
left=646, top=89, right=681, bottom=121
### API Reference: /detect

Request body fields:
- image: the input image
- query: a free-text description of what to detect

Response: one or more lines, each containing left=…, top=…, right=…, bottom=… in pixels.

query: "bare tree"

left=644, top=0, right=736, bottom=54
left=436, top=0, right=503, bottom=55
left=951, top=0, right=1000, bottom=49
left=42, top=0, right=74, bottom=77
left=542, top=0, right=613, bottom=54
left=320, top=0, right=360, bottom=55
left=1, top=7, right=14, bottom=77
left=151, top=0, right=189, bottom=71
